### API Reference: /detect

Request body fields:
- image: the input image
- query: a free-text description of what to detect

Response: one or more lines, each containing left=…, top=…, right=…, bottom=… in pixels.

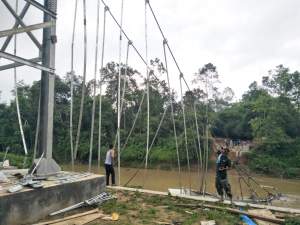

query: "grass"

left=0, top=152, right=32, bottom=168
left=91, top=190, right=243, bottom=225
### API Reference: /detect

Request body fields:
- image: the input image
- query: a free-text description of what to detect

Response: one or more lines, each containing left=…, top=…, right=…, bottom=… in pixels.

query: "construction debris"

left=34, top=209, right=99, bottom=225
left=8, top=184, right=23, bottom=193
left=34, top=209, right=119, bottom=225
left=200, top=220, right=216, bottom=225
left=49, top=192, right=115, bottom=216
left=0, top=171, right=8, bottom=182
left=102, top=212, right=119, bottom=221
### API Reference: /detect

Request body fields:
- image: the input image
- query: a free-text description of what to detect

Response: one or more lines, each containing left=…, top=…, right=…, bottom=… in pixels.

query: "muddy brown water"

left=63, top=164, right=300, bottom=208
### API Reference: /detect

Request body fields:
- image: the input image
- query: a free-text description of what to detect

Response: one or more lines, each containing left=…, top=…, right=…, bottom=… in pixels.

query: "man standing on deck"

left=105, top=144, right=116, bottom=186
left=215, top=147, right=232, bottom=202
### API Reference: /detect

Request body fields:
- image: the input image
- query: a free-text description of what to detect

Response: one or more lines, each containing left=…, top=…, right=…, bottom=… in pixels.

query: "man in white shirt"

left=105, top=144, right=115, bottom=186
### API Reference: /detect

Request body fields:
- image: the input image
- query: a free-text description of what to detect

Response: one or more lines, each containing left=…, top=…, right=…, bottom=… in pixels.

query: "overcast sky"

left=1, top=0, right=300, bottom=103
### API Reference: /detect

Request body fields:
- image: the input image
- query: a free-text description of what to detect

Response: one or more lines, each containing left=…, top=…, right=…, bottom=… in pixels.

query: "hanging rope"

left=98, top=6, right=108, bottom=169
left=144, top=0, right=150, bottom=171
left=116, top=0, right=125, bottom=186
left=113, top=41, right=131, bottom=148
left=119, top=41, right=131, bottom=129
left=193, top=102, right=203, bottom=192
left=163, top=40, right=182, bottom=189
left=69, top=0, right=78, bottom=170
left=88, top=0, right=101, bottom=172
left=13, top=0, right=28, bottom=156
left=179, top=75, right=191, bottom=191
left=33, top=90, right=41, bottom=160
left=120, top=89, right=146, bottom=153
left=124, top=105, right=169, bottom=186
left=202, top=75, right=209, bottom=195
left=74, top=0, right=88, bottom=160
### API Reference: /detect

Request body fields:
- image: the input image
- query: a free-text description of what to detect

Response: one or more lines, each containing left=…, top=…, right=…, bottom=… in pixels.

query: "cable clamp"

left=50, top=35, right=57, bottom=44
left=145, top=0, right=149, bottom=4
left=180, top=73, right=183, bottom=78
left=104, top=6, right=109, bottom=11
left=128, top=40, right=133, bottom=45
left=163, top=39, right=168, bottom=45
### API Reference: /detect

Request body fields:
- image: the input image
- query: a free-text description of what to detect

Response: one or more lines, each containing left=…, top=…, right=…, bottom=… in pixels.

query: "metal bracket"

left=50, top=35, right=57, bottom=44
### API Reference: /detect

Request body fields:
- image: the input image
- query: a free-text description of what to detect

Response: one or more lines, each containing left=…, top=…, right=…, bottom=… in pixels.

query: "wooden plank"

left=248, top=209, right=278, bottom=225
left=53, top=213, right=103, bottom=225
left=202, top=204, right=285, bottom=224
left=108, top=185, right=168, bottom=196
left=33, top=209, right=99, bottom=225
left=168, top=188, right=300, bottom=214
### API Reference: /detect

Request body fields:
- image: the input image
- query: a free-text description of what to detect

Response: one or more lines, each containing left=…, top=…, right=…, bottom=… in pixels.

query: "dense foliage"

left=0, top=62, right=299, bottom=178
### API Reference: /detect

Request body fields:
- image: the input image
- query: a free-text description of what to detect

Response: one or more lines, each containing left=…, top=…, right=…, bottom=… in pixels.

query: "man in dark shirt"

left=215, top=147, right=232, bottom=202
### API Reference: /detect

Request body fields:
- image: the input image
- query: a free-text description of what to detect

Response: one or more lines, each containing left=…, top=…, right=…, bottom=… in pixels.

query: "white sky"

left=1, top=0, right=300, bottom=103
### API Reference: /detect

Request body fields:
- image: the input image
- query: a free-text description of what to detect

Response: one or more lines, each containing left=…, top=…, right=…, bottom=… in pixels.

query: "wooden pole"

left=176, top=203, right=285, bottom=224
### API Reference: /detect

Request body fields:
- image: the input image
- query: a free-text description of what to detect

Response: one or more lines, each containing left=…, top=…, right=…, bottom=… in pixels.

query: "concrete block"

left=0, top=174, right=105, bottom=225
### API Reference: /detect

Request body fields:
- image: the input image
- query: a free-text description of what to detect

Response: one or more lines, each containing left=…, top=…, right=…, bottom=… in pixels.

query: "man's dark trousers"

left=105, top=164, right=115, bottom=185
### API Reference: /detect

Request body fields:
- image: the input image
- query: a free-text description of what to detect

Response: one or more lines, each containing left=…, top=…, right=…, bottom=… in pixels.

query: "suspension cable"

left=99, top=0, right=159, bottom=82
left=146, top=1, right=181, bottom=74
left=13, top=0, right=28, bottom=155
left=69, top=0, right=78, bottom=170
left=88, top=0, right=101, bottom=172
left=147, top=0, right=200, bottom=192
left=98, top=6, right=108, bottom=169
left=74, top=0, right=88, bottom=160
left=145, top=0, right=150, bottom=170
left=163, top=40, right=181, bottom=189
left=179, top=75, right=191, bottom=191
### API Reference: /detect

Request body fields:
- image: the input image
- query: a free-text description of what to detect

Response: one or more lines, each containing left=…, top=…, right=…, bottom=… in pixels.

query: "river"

left=63, top=164, right=300, bottom=208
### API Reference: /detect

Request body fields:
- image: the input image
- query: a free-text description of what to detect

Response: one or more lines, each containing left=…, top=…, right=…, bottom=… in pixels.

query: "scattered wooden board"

left=33, top=209, right=99, bottom=225
left=168, top=188, right=300, bottom=214
left=108, top=185, right=168, bottom=196
left=201, top=220, right=216, bottom=225
left=53, top=212, right=103, bottom=225
left=248, top=209, right=278, bottom=225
